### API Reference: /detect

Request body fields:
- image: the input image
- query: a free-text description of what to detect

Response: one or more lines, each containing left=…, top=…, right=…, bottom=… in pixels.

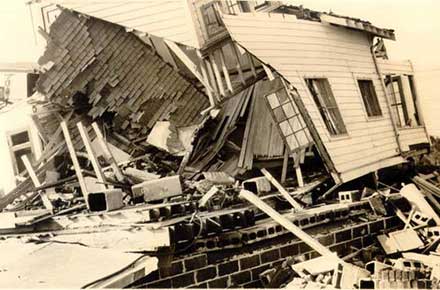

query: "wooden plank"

left=91, top=122, right=125, bottom=182
left=281, top=148, right=289, bottom=184
left=165, top=40, right=215, bottom=106
left=77, top=122, right=106, bottom=185
left=60, top=121, right=89, bottom=200
left=209, top=52, right=226, bottom=97
left=219, top=49, right=233, bottom=93
left=231, top=42, right=246, bottom=85
left=21, top=155, right=53, bottom=213
left=260, top=168, right=303, bottom=210
left=196, top=50, right=215, bottom=106
left=239, top=189, right=338, bottom=258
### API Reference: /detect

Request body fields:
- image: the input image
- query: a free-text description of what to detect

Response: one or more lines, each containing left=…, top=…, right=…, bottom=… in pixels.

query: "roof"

left=254, top=3, right=395, bottom=40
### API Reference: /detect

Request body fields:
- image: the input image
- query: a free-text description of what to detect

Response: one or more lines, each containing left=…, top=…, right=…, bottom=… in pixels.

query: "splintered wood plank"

left=209, top=52, right=225, bottom=97
left=239, top=189, right=337, bottom=258
left=92, top=122, right=125, bottom=182
left=77, top=121, right=106, bottom=185
left=61, top=121, right=89, bottom=199
left=21, top=155, right=53, bottom=213
left=219, top=49, right=233, bottom=93
left=260, top=168, right=303, bottom=211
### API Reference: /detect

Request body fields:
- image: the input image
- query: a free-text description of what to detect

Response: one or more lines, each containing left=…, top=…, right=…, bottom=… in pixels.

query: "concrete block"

left=87, top=189, right=124, bottom=212
left=132, top=175, right=182, bottom=202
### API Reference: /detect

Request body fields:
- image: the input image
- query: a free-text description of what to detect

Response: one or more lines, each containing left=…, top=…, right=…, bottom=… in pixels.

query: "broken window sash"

left=357, top=79, right=382, bottom=117
left=7, top=128, right=35, bottom=175
left=262, top=78, right=313, bottom=153
left=305, top=78, right=347, bottom=136
left=385, top=75, right=421, bottom=128
left=201, top=2, right=226, bottom=38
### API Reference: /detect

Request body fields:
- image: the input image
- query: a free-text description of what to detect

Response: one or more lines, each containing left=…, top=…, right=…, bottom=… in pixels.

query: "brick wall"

left=132, top=216, right=402, bottom=288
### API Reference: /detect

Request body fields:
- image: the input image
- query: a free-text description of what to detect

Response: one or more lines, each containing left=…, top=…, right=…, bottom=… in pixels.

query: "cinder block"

left=184, top=255, right=208, bottom=271
left=171, top=272, right=195, bottom=288
left=132, top=175, right=182, bottom=202
left=218, top=260, right=239, bottom=276
left=261, top=249, right=281, bottom=264
left=231, top=271, right=251, bottom=285
left=208, top=277, right=228, bottom=288
left=87, top=189, right=124, bottom=212
left=240, top=255, right=260, bottom=270
left=196, top=266, right=217, bottom=283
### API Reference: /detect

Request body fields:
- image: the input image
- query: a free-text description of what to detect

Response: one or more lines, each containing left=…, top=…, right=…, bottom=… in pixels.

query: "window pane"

left=280, top=120, right=293, bottom=135
left=267, top=93, right=280, bottom=109
left=11, top=131, right=30, bottom=146
left=305, top=78, right=347, bottom=135
left=273, top=107, right=287, bottom=122
left=282, top=103, right=296, bottom=118
left=358, top=80, right=382, bottom=117
left=276, top=89, right=289, bottom=105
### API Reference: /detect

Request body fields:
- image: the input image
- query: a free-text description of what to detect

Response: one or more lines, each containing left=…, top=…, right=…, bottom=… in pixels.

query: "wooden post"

left=209, top=52, right=225, bottom=97
left=281, top=148, right=289, bottom=184
left=219, top=49, right=233, bottom=93
left=231, top=42, right=246, bottom=85
left=260, top=168, right=303, bottom=211
left=196, top=51, right=215, bottom=106
left=293, top=153, right=304, bottom=187
left=247, top=52, right=257, bottom=77
left=239, top=189, right=338, bottom=258
left=77, top=121, right=106, bottom=185
left=91, top=122, right=125, bottom=182
left=60, top=121, right=89, bottom=200
left=21, top=155, right=53, bottom=212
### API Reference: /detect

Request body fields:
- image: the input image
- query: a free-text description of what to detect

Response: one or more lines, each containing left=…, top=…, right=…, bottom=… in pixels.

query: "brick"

left=362, top=235, right=374, bottom=247
left=189, top=283, right=208, bottom=289
left=208, top=277, right=229, bottom=288
left=261, top=249, right=280, bottom=264
left=159, top=261, right=183, bottom=278
left=240, top=255, right=260, bottom=270
left=148, top=278, right=172, bottom=288
left=171, top=272, right=195, bottom=288
left=353, top=224, right=368, bottom=237
left=184, top=255, right=208, bottom=271
left=251, top=264, right=271, bottom=280
left=335, top=229, right=352, bottom=243
left=231, top=270, right=251, bottom=285
left=280, top=243, right=299, bottom=258
left=318, top=234, right=334, bottom=246
left=243, top=280, right=263, bottom=288
left=196, top=266, right=217, bottom=283
left=218, top=260, right=239, bottom=276
left=298, top=242, right=312, bottom=254
left=369, top=220, right=384, bottom=233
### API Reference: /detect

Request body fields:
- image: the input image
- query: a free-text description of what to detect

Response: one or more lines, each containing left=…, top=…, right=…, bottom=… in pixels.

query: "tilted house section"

left=36, top=10, right=210, bottom=136
left=222, top=12, right=429, bottom=182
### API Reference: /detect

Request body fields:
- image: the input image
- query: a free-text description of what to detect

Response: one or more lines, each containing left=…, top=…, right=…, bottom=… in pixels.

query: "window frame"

left=304, top=77, right=348, bottom=137
left=6, top=128, right=35, bottom=176
left=356, top=78, right=383, bottom=119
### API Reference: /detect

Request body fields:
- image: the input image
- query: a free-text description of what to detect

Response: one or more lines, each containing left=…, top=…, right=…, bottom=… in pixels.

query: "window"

left=385, top=75, right=421, bottom=128
left=358, top=80, right=382, bottom=117
left=263, top=78, right=313, bottom=152
left=201, top=2, right=225, bottom=37
left=305, top=78, right=347, bottom=136
left=7, top=129, right=35, bottom=175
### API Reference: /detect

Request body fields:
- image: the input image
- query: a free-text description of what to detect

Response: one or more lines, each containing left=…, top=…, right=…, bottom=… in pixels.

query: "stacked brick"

left=36, top=10, right=209, bottom=135
left=133, top=216, right=402, bottom=288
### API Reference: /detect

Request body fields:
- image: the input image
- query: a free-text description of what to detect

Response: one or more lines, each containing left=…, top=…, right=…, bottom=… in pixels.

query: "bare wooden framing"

left=77, top=122, right=106, bottom=185
left=209, top=52, right=226, bottom=97
left=231, top=42, right=246, bottom=85
left=91, top=122, right=125, bottom=182
left=218, top=48, right=233, bottom=93
left=60, top=121, right=89, bottom=201
left=21, top=155, right=53, bottom=212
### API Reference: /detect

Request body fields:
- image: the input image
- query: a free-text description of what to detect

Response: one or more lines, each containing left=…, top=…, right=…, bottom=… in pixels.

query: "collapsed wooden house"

left=31, top=0, right=430, bottom=186
left=0, top=0, right=434, bottom=288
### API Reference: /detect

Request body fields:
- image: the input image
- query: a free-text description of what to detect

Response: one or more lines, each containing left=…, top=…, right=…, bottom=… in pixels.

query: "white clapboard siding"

left=223, top=13, right=402, bottom=182
left=377, top=59, right=414, bottom=75
left=51, top=0, right=199, bottom=47
left=399, top=127, right=430, bottom=151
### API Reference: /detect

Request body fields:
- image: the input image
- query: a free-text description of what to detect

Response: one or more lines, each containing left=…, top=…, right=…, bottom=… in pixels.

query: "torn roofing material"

left=36, top=10, right=210, bottom=134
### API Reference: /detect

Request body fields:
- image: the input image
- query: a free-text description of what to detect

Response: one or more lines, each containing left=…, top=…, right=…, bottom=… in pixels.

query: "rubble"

left=0, top=0, right=437, bottom=288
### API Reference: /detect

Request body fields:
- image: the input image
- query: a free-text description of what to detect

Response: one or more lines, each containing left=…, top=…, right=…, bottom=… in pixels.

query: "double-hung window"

left=305, top=78, right=347, bottom=136
left=357, top=79, right=382, bottom=117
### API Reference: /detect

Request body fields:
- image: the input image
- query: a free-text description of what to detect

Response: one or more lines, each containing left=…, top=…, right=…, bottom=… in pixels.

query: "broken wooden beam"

left=260, top=168, right=303, bottom=211
left=239, top=189, right=338, bottom=258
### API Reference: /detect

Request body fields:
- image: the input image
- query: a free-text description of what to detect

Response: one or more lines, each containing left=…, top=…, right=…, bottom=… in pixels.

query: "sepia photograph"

left=0, top=0, right=439, bottom=288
